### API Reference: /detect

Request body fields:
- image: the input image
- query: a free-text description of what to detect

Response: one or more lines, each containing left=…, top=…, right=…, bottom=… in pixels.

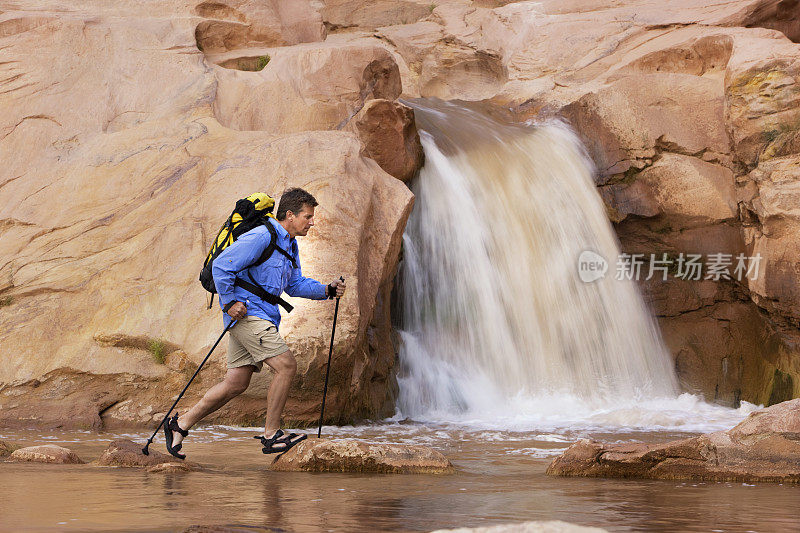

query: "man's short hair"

left=276, top=187, right=318, bottom=220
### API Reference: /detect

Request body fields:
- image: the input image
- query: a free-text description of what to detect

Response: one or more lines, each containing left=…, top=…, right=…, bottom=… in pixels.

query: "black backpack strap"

left=274, top=246, right=297, bottom=268
left=229, top=219, right=297, bottom=313
left=234, top=272, right=294, bottom=313
left=251, top=219, right=298, bottom=269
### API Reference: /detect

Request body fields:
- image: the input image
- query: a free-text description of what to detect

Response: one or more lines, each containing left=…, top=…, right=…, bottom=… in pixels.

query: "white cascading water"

left=395, top=100, right=752, bottom=431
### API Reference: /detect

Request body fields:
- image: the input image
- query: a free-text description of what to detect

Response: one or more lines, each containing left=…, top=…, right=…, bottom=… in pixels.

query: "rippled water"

left=2, top=422, right=798, bottom=532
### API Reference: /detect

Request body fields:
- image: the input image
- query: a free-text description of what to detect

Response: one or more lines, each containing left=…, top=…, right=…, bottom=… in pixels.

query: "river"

left=2, top=419, right=798, bottom=532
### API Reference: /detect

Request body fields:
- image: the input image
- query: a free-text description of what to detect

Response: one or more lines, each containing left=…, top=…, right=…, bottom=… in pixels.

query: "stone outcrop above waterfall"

left=210, top=42, right=402, bottom=133
left=269, top=437, right=455, bottom=474
left=344, top=99, right=424, bottom=182
left=547, top=399, right=800, bottom=483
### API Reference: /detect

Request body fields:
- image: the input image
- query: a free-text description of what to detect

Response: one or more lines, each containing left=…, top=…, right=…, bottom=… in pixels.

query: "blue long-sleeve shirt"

left=212, top=217, right=328, bottom=329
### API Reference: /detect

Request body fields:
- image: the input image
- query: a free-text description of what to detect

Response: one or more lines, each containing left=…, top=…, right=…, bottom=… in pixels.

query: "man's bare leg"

left=170, top=365, right=254, bottom=447
left=263, top=350, right=297, bottom=437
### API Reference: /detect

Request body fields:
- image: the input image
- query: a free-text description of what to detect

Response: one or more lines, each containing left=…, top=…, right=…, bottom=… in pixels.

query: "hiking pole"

left=318, top=277, right=344, bottom=438
left=142, top=319, right=236, bottom=455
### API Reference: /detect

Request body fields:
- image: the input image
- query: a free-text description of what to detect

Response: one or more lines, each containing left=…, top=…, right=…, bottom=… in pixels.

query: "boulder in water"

left=269, top=437, right=455, bottom=474
left=182, top=526, right=276, bottom=533
left=0, top=439, right=19, bottom=457
left=147, top=462, right=198, bottom=473
left=10, top=444, right=84, bottom=464
left=97, top=439, right=201, bottom=470
left=431, top=521, right=608, bottom=532
left=547, top=399, right=800, bottom=483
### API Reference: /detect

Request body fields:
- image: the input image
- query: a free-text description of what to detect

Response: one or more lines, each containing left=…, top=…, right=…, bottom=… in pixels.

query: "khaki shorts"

left=227, top=316, right=289, bottom=372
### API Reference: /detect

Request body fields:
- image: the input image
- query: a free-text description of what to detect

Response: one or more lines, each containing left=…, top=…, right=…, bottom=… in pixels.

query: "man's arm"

left=212, top=228, right=269, bottom=310
left=285, top=262, right=329, bottom=300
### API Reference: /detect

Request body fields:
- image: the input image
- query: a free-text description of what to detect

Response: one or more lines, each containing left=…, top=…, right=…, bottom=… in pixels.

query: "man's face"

left=287, top=204, right=315, bottom=237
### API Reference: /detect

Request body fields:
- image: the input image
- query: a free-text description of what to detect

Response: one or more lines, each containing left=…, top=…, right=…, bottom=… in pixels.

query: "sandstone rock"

left=269, top=438, right=455, bottom=474
left=378, top=21, right=444, bottom=88
left=638, top=155, right=737, bottom=221
left=618, top=33, right=734, bottom=77
left=321, top=0, right=431, bottom=32
left=345, top=99, right=424, bottom=182
left=375, top=4, right=520, bottom=101
left=369, top=1, right=797, bottom=106
left=195, top=0, right=325, bottom=54
left=183, top=526, right=275, bottom=533
left=97, top=439, right=202, bottom=470
left=419, top=45, right=507, bottom=101
left=212, top=42, right=402, bottom=133
left=147, top=462, right=198, bottom=473
left=725, top=34, right=800, bottom=169
left=563, top=74, right=729, bottom=183
left=9, top=444, right=84, bottom=464
left=0, top=439, right=19, bottom=457
left=165, top=350, right=199, bottom=374
left=0, top=1, right=414, bottom=429
left=739, top=155, right=800, bottom=325
left=547, top=398, right=800, bottom=482
left=601, top=154, right=737, bottom=224
left=730, top=0, right=800, bottom=45
left=430, top=521, right=608, bottom=533
left=656, top=299, right=783, bottom=405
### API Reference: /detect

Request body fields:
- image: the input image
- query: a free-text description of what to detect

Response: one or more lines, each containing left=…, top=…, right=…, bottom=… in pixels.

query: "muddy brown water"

left=1, top=424, right=798, bottom=532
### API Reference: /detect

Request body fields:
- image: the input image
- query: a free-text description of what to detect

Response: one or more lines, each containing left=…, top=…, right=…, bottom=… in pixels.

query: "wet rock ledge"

left=97, top=439, right=202, bottom=472
left=9, top=445, right=84, bottom=464
left=431, top=521, right=608, bottom=532
left=270, top=438, right=455, bottom=474
left=547, top=399, right=800, bottom=483
left=0, top=439, right=19, bottom=457
left=2, top=438, right=201, bottom=472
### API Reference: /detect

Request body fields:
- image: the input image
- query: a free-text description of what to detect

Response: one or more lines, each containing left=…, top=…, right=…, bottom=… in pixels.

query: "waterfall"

left=396, top=99, right=681, bottom=425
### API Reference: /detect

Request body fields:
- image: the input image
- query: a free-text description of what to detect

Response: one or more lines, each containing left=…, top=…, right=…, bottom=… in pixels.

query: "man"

left=164, top=187, right=345, bottom=459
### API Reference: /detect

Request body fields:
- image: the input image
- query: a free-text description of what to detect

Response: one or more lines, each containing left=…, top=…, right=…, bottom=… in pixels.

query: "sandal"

left=254, top=429, right=307, bottom=455
left=163, top=413, right=189, bottom=460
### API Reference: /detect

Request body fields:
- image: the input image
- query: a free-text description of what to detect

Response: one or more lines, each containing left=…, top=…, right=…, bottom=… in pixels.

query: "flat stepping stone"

left=547, top=398, right=800, bottom=483
left=431, top=521, right=608, bottom=532
left=97, top=439, right=202, bottom=471
left=269, top=437, right=454, bottom=474
left=0, top=439, right=19, bottom=457
left=9, top=445, right=84, bottom=464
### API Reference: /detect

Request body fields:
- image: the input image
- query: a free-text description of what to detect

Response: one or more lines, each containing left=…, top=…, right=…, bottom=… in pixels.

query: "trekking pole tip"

left=141, top=440, right=151, bottom=456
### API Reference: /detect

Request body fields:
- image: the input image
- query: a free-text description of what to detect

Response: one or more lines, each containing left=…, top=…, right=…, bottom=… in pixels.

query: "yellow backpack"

left=199, top=193, right=296, bottom=312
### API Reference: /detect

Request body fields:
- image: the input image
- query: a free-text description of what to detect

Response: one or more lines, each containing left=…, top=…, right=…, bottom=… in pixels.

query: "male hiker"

left=163, top=187, right=346, bottom=459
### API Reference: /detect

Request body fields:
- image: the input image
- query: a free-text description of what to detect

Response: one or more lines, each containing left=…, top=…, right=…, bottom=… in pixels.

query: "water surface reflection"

left=1, top=425, right=797, bottom=532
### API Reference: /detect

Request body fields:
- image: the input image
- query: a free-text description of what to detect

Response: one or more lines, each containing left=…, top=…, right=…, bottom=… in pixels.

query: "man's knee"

left=226, top=381, right=249, bottom=396
left=269, top=351, right=296, bottom=376
left=223, top=368, right=252, bottom=396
